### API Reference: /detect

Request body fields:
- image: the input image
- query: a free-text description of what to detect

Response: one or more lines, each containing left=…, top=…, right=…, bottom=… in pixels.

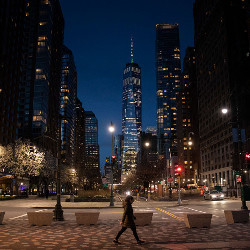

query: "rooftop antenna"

left=130, top=36, right=134, bottom=63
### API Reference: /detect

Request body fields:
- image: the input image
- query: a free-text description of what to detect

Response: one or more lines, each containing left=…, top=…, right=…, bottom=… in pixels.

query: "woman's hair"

left=125, top=195, right=134, bottom=202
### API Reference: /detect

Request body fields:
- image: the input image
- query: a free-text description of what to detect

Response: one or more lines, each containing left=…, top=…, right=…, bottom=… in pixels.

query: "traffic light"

left=245, top=153, right=250, bottom=169
left=175, top=165, right=183, bottom=177
left=111, top=155, right=116, bottom=164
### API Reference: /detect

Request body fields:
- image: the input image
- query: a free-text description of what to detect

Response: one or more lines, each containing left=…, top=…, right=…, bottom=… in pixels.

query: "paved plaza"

left=0, top=198, right=250, bottom=249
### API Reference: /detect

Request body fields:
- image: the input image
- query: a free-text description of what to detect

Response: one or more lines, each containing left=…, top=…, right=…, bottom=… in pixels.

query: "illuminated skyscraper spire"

left=130, top=36, right=134, bottom=63
left=121, top=36, right=141, bottom=180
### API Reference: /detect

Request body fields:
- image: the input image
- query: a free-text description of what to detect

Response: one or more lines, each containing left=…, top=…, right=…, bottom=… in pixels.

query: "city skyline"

left=60, top=0, right=195, bottom=170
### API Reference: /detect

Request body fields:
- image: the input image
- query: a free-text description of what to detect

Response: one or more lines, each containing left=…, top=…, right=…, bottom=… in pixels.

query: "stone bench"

left=184, top=213, right=212, bottom=228
left=27, top=212, right=53, bottom=226
left=0, top=212, right=5, bottom=224
left=75, top=212, right=100, bottom=225
left=134, top=212, right=153, bottom=226
left=224, top=210, right=249, bottom=224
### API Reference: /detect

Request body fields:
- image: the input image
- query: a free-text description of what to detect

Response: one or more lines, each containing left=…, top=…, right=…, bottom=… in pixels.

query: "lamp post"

left=144, top=142, right=150, bottom=200
left=176, top=166, right=182, bottom=205
left=109, top=122, right=115, bottom=207
left=221, top=107, right=248, bottom=210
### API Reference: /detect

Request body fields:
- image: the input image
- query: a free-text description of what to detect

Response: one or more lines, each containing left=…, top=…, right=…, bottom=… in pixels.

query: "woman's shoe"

left=113, top=239, right=121, bottom=244
left=137, top=240, right=145, bottom=244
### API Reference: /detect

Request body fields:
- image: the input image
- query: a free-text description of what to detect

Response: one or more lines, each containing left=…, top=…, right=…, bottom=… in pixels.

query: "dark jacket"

left=121, top=200, right=136, bottom=228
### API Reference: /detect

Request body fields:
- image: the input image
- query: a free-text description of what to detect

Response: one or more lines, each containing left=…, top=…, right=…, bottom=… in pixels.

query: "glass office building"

left=17, top=0, right=64, bottom=155
left=122, top=39, right=142, bottom=176
left=60, top=45, right=77, bottom=165
left=156, top=23, right=181, bottom=159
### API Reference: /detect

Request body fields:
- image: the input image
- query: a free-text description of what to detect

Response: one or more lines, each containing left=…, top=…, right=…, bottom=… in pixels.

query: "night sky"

left=60, top=0, right=195, bottom=172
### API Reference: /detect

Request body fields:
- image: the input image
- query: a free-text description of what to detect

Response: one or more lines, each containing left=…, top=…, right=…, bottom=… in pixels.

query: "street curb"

left=32, top=206, right=123, bottom=209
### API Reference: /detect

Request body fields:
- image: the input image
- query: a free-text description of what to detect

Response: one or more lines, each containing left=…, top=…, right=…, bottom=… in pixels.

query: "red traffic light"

left=176, top=166, right=182, bottom=173
left=245, top=153, right=250, bottom=159
left=112, top=155, right=116, bottom=159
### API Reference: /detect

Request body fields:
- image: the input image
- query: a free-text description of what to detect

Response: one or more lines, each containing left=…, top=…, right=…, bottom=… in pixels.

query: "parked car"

left=204, top=190, right=224, bottom=200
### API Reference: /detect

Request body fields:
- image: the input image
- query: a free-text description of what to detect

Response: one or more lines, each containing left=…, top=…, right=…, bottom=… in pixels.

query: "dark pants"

left=116, top=226, right=139, bottom=241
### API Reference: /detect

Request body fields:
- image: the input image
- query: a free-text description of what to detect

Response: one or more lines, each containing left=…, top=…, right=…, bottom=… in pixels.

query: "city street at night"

left=0, top=196, right=249, bottom=249
left=1, top=0, right=250, bottom=249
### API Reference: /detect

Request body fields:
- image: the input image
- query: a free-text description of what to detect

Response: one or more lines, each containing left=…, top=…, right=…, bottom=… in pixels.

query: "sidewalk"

left=0, top=197, right=250, bottom=249
left=0, top=215, right=250, bottom=249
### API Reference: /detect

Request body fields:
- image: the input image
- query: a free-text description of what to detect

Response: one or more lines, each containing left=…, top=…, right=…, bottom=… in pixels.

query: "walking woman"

left=113, top=195, right=144, bottom=245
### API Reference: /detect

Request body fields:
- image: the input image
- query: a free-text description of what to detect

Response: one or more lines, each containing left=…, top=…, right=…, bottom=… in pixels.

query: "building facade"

left=17, top=0, right=64, bottom=156
left=156, top=23, right=181, bottom=173
left=60, top=45, right=77, bottom=167
left=74, top=98, right=85, bottom=188
left=84, top=111, right=101, bottom=189
left=0, top=0, right=27, bottom=145
left=122, top=39, right=142, bottom=178
left=177, top=47, right=200, bottom=186
left=194, top=0, right=250, bottom=189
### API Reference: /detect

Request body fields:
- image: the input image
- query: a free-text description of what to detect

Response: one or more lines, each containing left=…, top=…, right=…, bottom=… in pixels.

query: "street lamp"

left=109, top=122, right=115, bottom=207
left=221, top=108, right=228, bottom=114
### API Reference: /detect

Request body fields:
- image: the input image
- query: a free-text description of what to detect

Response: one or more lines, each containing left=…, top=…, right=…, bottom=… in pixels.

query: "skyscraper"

left=60, top=45, right=77, bottom=167
left=177, top=47, right=200, bottom=185
left=85, top=111, right=101, bottom=188
left=122, top=38, right=142, bottom=177
left=17, top=0, right=64, bottom=156
left=156, top=24, right=181, bottom=163
left=75, top=98, right=85, bottom=188
left=194, top=0, right=250, bottom=189
left=0, top=0, right=27, bottom=145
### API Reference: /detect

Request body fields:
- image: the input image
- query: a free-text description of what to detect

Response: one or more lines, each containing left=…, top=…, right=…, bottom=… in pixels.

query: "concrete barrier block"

left=134, top=212, right=153, bottom=226
left=0, top=212, right=5, bottom=224
left=224, top=210, right=249, bottom=224
left=75, top=212, right=100, bottom=225
left=184, top=213, right=212, bottom=228
left=27, top=212, right=53, bottom=226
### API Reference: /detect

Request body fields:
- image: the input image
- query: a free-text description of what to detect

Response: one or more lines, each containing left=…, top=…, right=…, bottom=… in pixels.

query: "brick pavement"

left=0, top=209, right=250, bottom=249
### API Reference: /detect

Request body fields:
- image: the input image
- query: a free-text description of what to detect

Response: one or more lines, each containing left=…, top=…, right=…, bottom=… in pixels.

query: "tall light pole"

left=221, top=107, right=248, bottom=210
left=109, top=122, right=115, bottom=207
left=144, top=142, right=150, bottom=200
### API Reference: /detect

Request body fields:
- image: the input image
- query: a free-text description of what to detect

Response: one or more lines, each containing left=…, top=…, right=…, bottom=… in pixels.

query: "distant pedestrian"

left=113, top=195, right=144, bottom=245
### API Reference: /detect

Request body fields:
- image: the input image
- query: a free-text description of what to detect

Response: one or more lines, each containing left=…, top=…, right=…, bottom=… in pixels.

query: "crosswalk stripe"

left=155, top=207, right=184, bottom=221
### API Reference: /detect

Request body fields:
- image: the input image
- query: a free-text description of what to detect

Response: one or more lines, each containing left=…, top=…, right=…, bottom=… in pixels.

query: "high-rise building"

left=114, top=134, right=123, bottom=170
left=122, top=38, right=142, bottom=178
left=75, top=98, right=85, bottom=188
left=194, top=0, right=250, bottom=188
left=138, top=131, right=158, bottom=166
left=0, top=0, right=27, bottom=145
left=145, top=127, right=157, bottom=136
left=177, top=47, right=200, bottom=185
left=17, top=0, right=64, bottom=156
left=85, top=111, right=101, bottom=188
left=60, top=45, right=77, bottom=167
left=156, top=24, right=181, bottom=165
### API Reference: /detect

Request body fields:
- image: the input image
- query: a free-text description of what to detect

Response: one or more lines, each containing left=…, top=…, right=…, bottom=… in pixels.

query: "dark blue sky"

left=60, top=0, right=195, bottom=172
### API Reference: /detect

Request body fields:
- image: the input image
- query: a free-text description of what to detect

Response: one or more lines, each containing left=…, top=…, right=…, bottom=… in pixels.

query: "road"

left=0, top=196, right=246, bottom=221
left=0, top=197, right=249, bottom=249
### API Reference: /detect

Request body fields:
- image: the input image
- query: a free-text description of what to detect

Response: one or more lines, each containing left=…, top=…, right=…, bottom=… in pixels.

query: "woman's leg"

left=130, top=226, right=140, bottom=241
left=115, top=227, right=127, bottom=240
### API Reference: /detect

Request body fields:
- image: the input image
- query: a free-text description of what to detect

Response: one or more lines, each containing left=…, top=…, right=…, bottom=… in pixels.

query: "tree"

left=0, top=139, right=45, bottom=177
left=61, top=167, right=79, bottom=194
